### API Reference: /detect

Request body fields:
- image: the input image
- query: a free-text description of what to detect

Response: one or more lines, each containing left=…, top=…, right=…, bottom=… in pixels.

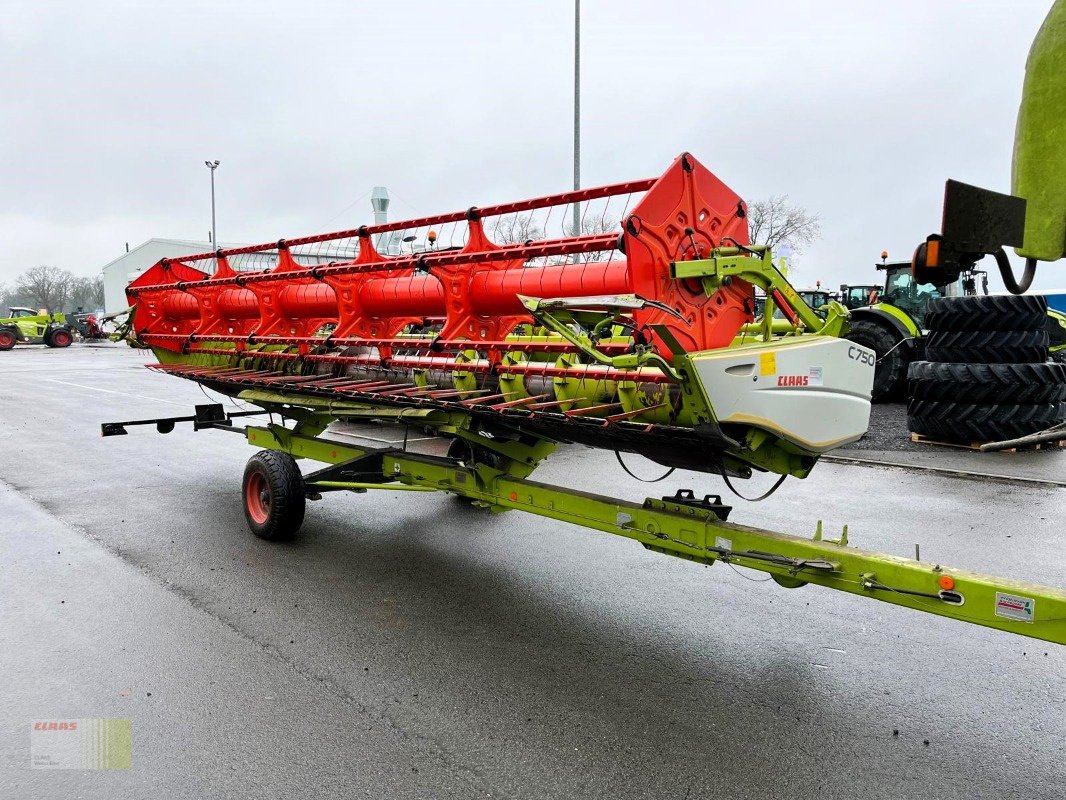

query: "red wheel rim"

left=245, top=471, right=271, bottom=524
left=0, top=332, right=13, bottom=348
left=53, top=331, right=71, bottom=346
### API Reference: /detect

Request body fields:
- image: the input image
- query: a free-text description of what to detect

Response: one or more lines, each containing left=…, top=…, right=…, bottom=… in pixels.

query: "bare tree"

left=563, top=215, right=617, bottom=263
left=0, top=282, right=33, bottom=310
left=491, top=214, right=544, bottom=245
left=68, top=275, right=105, bottom=311
left=16, top=266, right=73, bottom=313
left=747, top=196, right=821, bottom=255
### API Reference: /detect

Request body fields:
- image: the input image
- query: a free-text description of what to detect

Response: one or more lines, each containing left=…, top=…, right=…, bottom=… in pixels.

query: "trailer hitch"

left=101, top=403, right=264, bottom=436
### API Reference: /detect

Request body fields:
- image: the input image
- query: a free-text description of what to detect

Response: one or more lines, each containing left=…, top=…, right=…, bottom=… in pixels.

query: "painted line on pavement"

left=44, top=379, right=192, bottom=408
left=822, top=454, right=1066, bottom=488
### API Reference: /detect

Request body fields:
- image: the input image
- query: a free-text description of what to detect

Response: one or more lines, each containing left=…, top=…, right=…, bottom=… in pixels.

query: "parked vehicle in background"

left=0, top=307, right=75, bottom=350
left=839, top=284, right=881, bottom=310
left=837, top=260, right=956, bottom=399
left=755, top=287, right=834, bottom=320
left=1048, top=308, right=1066, bottom=363
left=67, top=311, right=109, bottom=340
left=839, top=255, right=1064, bottom=398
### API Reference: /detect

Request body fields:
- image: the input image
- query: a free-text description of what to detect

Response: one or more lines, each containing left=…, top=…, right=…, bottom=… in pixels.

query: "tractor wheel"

left=908, top=361, right=1066, bottom=405
left=846, top=319, right=908, bottom=401
left=907, top=400, right=1066, bottom=443
left=242, top=450, right=306, bottom=541
left=924, top=329, right=1048, bottom=364
left=0, top=329, right=15, bottom=351
left=924, top=294, right=1047, bottom=332
left=48, top=328, right=73, bottom=348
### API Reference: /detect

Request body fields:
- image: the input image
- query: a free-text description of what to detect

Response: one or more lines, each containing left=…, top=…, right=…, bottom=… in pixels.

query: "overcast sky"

left=0, top=0, right=1058, bottom=292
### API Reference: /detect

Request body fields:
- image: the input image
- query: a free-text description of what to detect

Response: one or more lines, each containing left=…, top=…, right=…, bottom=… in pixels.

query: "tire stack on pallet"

left=907, top=295, right=1066, bottom=445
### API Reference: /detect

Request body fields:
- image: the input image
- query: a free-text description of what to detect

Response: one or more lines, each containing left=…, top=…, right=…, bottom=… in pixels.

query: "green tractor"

left=839, top=260, right=973, bottom=400
left=755, top=287, right=834, bottom=319
left=839, top=283, right=882, bottom=310
left=1049, top=307, right=1066, bottom=364
left=0, top=307, right=75, bottom=351
left=840, top=260, right=1066, bottom=400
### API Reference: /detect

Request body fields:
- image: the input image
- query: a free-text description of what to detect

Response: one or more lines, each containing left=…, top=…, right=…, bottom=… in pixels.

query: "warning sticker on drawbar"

left=994, top=592, right=1035, bottom=623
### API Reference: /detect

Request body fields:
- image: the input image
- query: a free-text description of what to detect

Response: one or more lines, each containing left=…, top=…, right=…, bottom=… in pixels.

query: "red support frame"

left=623, top=153, right=752, bottom=352
left=323, top=232, right=440, bottom=340
left=183, top=256, right=260, bottom=339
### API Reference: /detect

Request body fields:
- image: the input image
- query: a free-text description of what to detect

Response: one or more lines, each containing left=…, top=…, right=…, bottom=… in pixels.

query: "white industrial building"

left=101, top=190, right=392, bottom=314
left=100, top=237, right=364, bottom=315
left=101, top=239, right=218, bottom=315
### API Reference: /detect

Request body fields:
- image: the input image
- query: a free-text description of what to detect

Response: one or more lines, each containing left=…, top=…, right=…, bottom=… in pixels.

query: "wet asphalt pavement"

left=2, top=345, right=1064, bottom=799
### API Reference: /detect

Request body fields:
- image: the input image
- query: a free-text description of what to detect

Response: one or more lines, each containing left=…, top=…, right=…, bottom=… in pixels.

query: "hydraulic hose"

left=993, top=247, right=1038, bottom=294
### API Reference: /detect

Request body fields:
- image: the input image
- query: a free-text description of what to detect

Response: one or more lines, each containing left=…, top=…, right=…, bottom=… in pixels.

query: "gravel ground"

left=842, top=402, right=912, bottom=451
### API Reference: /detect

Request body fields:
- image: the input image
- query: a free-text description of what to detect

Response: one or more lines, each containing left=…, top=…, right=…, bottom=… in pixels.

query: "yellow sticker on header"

left=759, top=351, right=777, bottom=376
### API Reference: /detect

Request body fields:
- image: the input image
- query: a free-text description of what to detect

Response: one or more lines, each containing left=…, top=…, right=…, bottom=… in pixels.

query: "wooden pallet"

left=910, top=432, right=1066, bottom=453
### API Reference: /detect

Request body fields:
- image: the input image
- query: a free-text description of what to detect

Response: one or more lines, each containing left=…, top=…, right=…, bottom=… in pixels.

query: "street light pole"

left=572, top=0, right=580, bottom=239
left=205, top=160, right=220, bottom=247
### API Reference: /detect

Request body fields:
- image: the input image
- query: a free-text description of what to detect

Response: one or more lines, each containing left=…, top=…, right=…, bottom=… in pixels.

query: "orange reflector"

left=938, top=574, right=955, bottom=591
left=926, top=239, right=940, bottom=267
left=509, top=491, right=518, bottom=502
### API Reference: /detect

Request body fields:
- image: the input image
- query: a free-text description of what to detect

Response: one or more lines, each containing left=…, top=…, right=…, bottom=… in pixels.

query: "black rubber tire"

left=242, top=450, right=306, bottom=541
left=846, top=319, right=908, bottom=401
left=924, top=294, right=1047, bottom=332
left=907, top=361, right=1066, bottom=404
left=924, top=329, right=1048, bottom=364
left=0, top=329, right=15, bottom=351
left=48, top=328, right=73, bottom=348
left=907, top=400, right=1066, bottom=443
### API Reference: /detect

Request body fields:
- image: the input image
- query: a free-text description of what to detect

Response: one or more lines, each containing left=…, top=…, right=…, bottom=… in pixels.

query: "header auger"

left=126, top=153, right=870, bottom=481
left=108, top=153, right=1066, bottom=647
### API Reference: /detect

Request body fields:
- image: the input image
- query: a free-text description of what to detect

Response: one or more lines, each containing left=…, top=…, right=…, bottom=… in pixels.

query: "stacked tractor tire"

left=907, top=295, right=1066, bottom=444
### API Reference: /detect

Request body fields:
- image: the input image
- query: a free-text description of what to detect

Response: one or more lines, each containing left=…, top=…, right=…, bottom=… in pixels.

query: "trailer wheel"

left=242, top=450, right=306, bottom=541
left=0, top=329, right=15, bottom=351
left=48, top=328, right=73, bottom=348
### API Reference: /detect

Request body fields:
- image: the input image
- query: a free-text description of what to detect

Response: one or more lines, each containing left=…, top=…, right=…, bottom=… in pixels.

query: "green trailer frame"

left=104, top=397, right=1066, bottom=647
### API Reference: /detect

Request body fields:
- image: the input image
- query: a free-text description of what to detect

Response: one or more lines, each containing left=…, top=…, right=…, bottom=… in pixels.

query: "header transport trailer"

left=104, top=150, right=1066, bottom=647
left=102, top=0, right=1066, bottom=651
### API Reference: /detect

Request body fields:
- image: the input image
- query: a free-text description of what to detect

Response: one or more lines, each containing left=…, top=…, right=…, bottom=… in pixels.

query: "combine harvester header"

left=109, top=152, right=1066, bottom=647
left=125, top=153, right=869, bottom=480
